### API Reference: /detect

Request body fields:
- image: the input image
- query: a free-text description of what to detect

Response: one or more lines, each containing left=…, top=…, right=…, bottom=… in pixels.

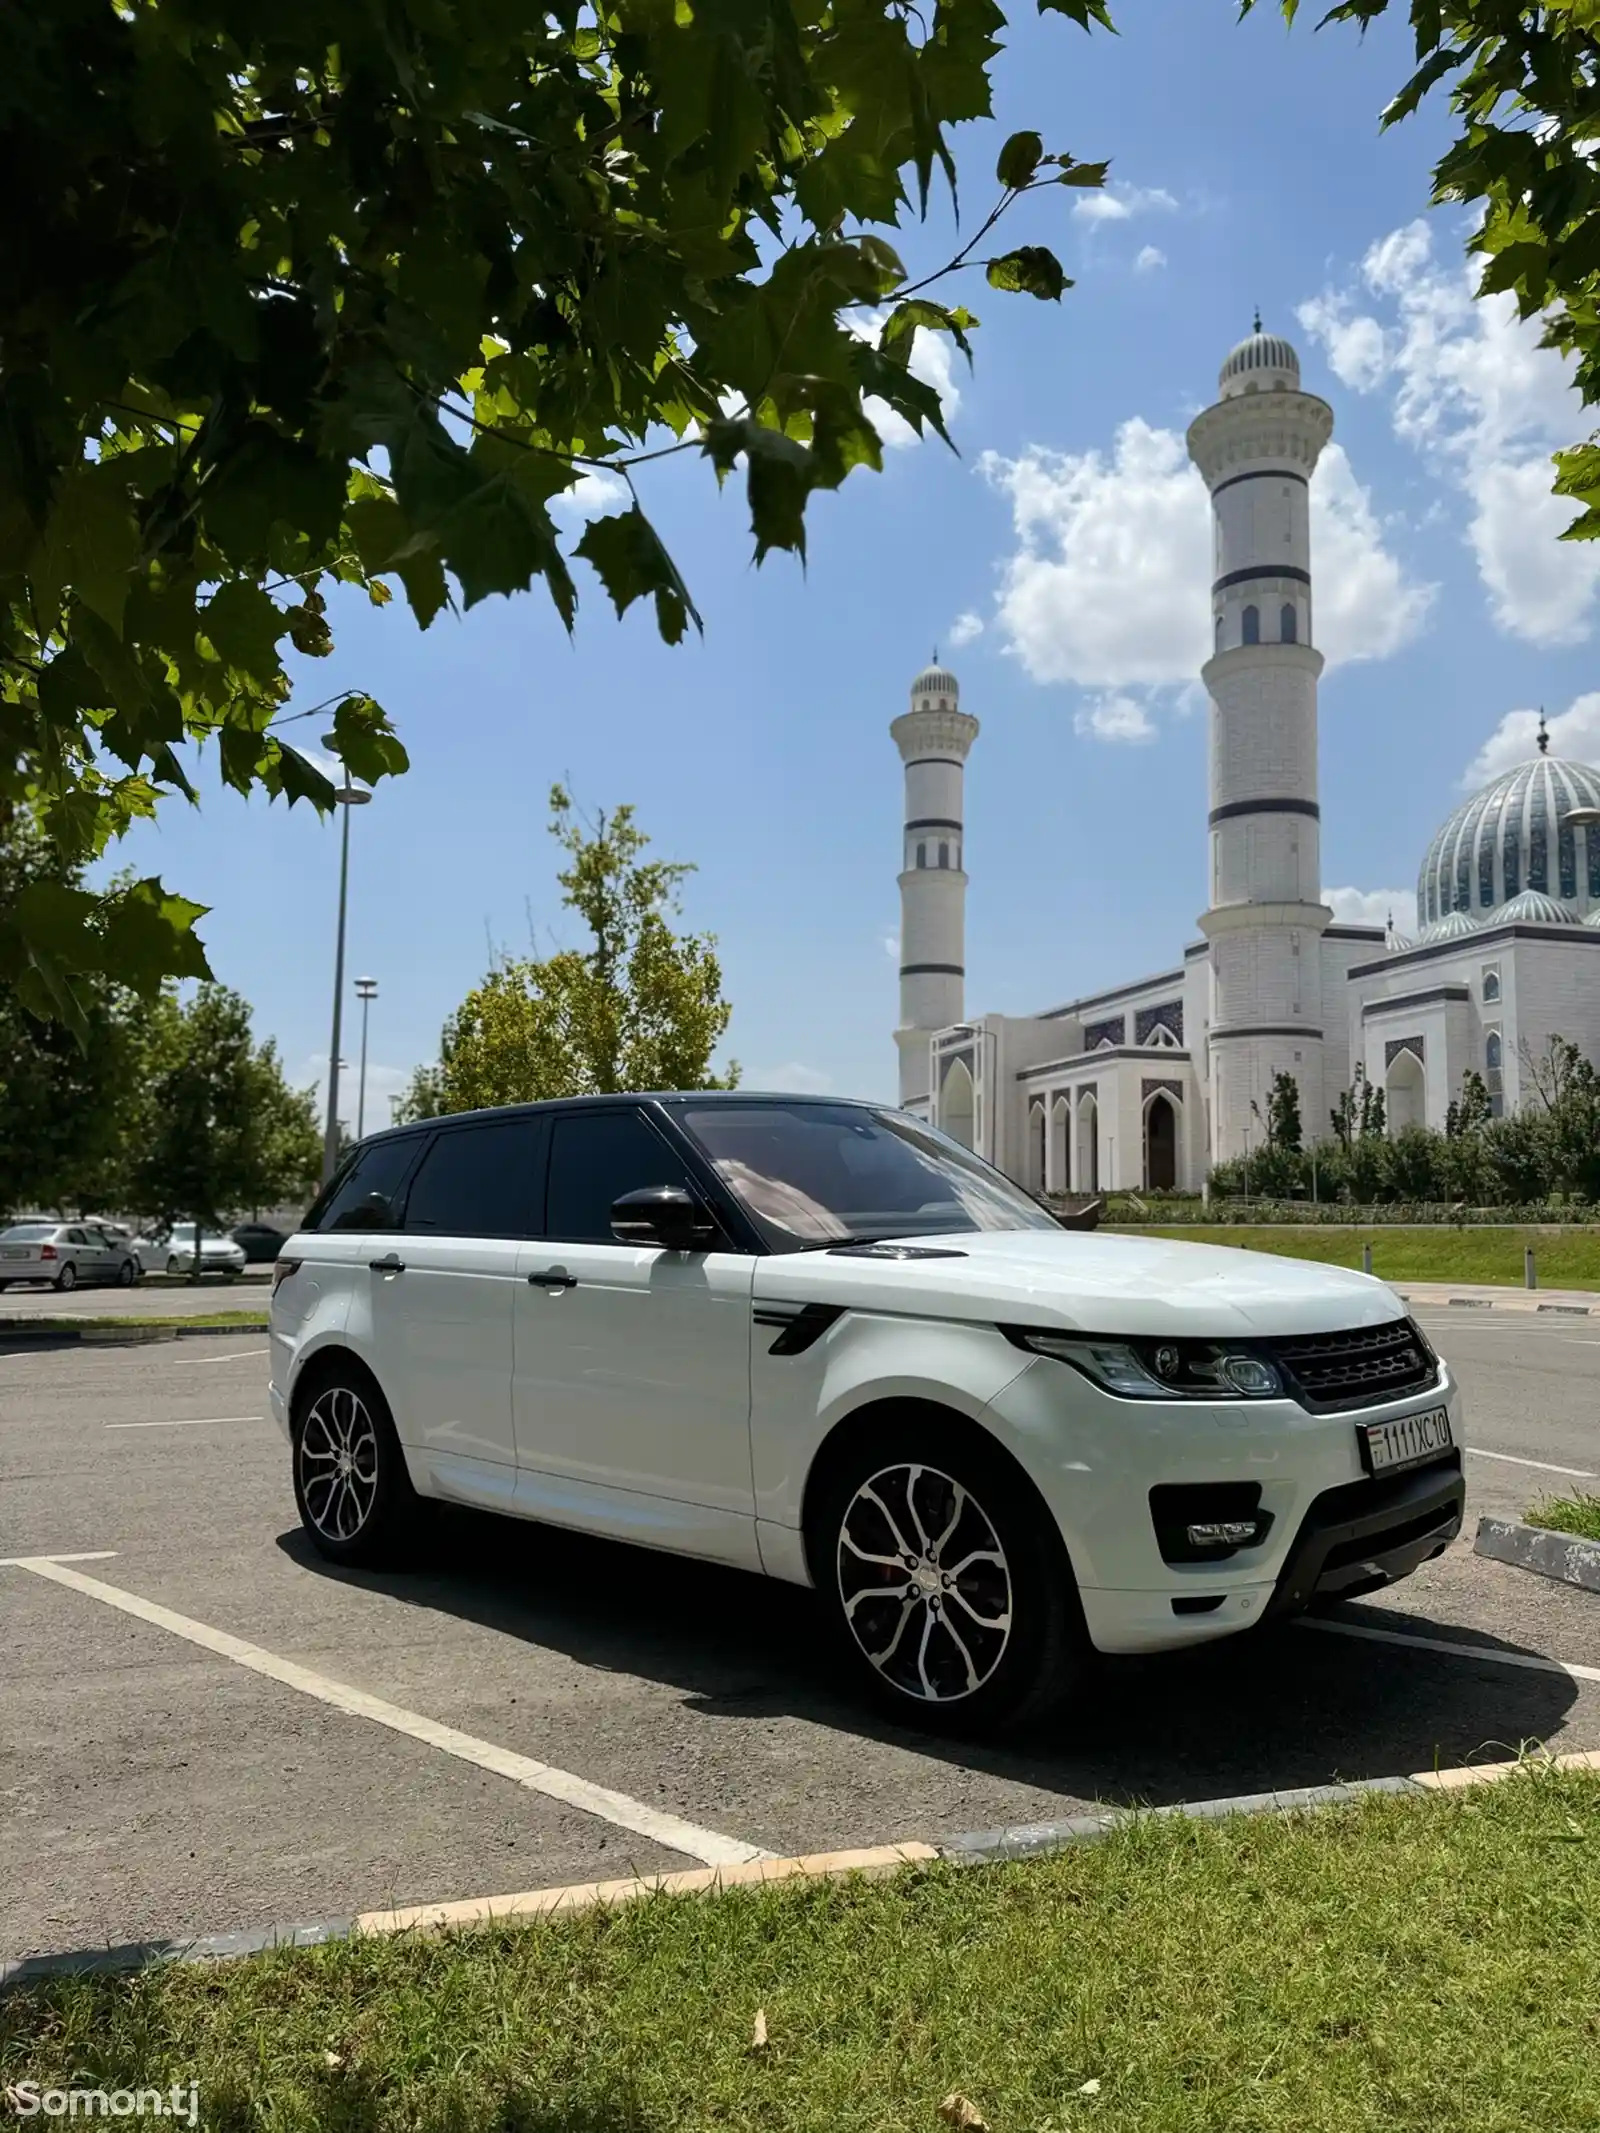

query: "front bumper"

left=1261, top=1453, right=1464, bottom=1619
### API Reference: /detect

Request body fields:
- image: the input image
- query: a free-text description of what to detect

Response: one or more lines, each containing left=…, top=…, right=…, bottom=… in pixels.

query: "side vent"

left=752, top=1302, right=846, bottom=1357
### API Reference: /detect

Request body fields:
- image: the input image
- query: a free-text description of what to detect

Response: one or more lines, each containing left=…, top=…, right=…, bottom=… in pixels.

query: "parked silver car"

left=132, top=1224, right=247, bottom=1279
left=0, top=1221, right=142, bottom=1291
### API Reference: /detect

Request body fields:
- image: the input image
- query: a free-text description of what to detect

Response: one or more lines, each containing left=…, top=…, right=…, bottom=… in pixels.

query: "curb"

left=0, top=1321, right=268, bottom=1350
left=1475, top=1515, right=1600, bottom=1593
left=1395, top=1289, right=1593, bottom=1316
left=9, top=1748, right=1600, bottom=1992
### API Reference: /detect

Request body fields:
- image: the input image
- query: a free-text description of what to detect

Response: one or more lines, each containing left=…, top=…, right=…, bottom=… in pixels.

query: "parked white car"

left=0, top=1221, right=142, bottom=1291
left=269, top=1095, right=1464, bottom=1734
left=134, top=1224, right=248, bottom=1279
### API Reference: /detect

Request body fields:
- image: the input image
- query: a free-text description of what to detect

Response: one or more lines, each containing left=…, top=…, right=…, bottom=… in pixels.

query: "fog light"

left=1186, top=1519, right=1260, bottom=1548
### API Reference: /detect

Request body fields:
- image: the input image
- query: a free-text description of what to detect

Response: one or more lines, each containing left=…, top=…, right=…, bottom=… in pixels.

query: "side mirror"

left=610, top=1184, right=718, bottom=1251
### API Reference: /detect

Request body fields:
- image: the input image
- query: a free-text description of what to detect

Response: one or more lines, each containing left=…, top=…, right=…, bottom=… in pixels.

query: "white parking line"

left=192, top=1349, right=269, bottom=1364
left=1304, top=1615, right=1600, bottom=1684
left=1466, top=1447, right=1596, bottom=1479
left=8, top=1557, right=771, bottom=1869
left=105, top=1415, right=262, bottom=1431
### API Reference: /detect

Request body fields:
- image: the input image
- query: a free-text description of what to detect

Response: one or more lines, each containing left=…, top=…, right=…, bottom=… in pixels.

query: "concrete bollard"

left=1362, top=1242, right=1373, bottom=1276
left=1526, top=1246, right=1537, bottom=1290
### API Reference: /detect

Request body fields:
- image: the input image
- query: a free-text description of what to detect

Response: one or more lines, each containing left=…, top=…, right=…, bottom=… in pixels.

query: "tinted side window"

left=545, top=1110, right=690, bottom=1244
left=402, top=1119, right=541, bottom=1238
left=312, top=1137, right=422, bottom=1232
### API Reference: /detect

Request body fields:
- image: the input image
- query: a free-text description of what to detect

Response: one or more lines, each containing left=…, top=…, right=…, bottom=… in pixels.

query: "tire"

left=807, top=1411, right=1087, bottom=1738
left=55, top=1262, right=77, bottom=1292
left=166, top=1257, right=184, bottom=1278
left=291, top=1359, right=424, bottom=1569
left=117, top=1257, right=136, bottom=1287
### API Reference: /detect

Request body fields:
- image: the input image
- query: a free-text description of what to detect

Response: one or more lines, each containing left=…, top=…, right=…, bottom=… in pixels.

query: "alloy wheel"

left=56, top=1262, right=77, bottom=1292
left=298, top=1385, right=381, bottom=1544
left=836, top=1462, right=1014, bottom=1704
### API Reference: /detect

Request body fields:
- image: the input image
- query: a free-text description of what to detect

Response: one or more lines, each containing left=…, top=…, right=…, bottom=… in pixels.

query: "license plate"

left=1359, top=1405, right=1454, bottom=1476
left=1, top=1247, right=28, bottom=1259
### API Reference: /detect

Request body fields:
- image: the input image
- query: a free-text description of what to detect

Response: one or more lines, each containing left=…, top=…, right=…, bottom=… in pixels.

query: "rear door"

left=364, top=1114, right=544, bottom=1484
left=513, top=1106, right=757, bottom=1543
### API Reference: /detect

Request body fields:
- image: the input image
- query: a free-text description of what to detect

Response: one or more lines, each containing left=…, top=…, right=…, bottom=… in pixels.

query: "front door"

left=513, top=1106, right=757, bottom=1541
left=364, top=1114, right=543, bottom=1478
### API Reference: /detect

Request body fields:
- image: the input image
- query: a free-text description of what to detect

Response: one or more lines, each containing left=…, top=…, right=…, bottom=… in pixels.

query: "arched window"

left=1280, top=603, right=1296, bottom=643
left=1242, top=605, right=1260, bottom=646
left=938, top=841, right=950, bottom=868
left=1485, top=1031, right=1502, bottom=1073
left=1214, top=614, right=1224, bottom=650
left=1482, top=969, right=1501, bottom=1004
left=916, top=842, right=927, bottom=868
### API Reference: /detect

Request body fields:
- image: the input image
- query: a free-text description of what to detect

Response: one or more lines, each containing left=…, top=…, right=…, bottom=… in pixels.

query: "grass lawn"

left=1528, top=1493, right=1600, bottom=1542
left=6, top=1771, right=1600, bottom=2131
left=1105, top=1223, right=1600, bottom=1289
left=0, top=1311, right=268, bottom=1335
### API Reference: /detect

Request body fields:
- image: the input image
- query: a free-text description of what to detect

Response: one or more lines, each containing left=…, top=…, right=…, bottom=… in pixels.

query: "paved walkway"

left=1395, top=1280, right=1600, bottom=1315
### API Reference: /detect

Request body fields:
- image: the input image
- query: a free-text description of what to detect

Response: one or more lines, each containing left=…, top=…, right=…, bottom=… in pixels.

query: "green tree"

left=406, top=789, right=736, bottom=1113
left=1, top=0, right=1108, bottom=1019
left=1253, top=0, right=1600, bottom=543
left=126, top=984, right=322, bottom=1268
left=1265, top=1067, right=1303, bottom=1152
left=1446, top=1068, right=1493, bottom=1140
left=0, top=810, right=143, bottom=1215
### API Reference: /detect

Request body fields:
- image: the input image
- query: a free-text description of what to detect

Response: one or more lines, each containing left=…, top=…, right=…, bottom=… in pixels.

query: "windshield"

left=678, top=1101, right=1060, bottom=1249
left=1, top=1223, right=57, bottom=1241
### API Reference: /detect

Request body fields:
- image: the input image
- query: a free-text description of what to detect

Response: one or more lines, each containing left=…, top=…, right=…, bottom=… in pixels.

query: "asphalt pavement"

left=2, top=1309, right=1598, bottom=1963
left=0, top=1275, right=269, bottom=1319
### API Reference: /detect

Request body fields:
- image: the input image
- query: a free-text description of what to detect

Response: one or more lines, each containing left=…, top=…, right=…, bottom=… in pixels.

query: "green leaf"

left=199, top=581, right=287, bottom=680
left=326, top=695, right=411, bottom=786
left=986, top=246, right=1072, bottom=300
left=1037, top=0, right=1117, bottom=30
left=996, top=130, right=1044, bottom=188
left=574, top=508, right=703, bottom=645
left=273, top=746, right=338, bottom=810
left=30, top=465, right=142, bottom=637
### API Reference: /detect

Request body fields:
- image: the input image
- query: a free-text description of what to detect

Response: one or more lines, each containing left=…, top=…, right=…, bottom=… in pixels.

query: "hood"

left=752, top=1227, right=1405, bottom=1339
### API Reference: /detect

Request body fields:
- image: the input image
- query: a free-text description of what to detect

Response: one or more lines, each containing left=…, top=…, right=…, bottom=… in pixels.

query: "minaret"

left=1187, top=322, right=1334, bottom=1163
left=892, top=657, right=978, bottom=1111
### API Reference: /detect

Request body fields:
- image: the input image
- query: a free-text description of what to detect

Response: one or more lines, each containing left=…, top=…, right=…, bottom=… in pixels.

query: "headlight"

left=1004, top=1328, right=1283, bottom=1400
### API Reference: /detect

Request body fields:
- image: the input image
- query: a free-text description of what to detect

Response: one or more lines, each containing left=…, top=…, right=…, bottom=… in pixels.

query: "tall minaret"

left=892, top=658, right=978, bottom=1112
left=1187, top=322, right=1334, bottom=1163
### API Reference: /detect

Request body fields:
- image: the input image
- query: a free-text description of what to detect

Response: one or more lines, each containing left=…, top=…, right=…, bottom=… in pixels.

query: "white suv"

left=269, top=1094, right=1464, bottom=1734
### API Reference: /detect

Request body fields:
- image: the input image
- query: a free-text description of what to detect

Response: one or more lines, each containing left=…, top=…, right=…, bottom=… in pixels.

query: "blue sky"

left=111, top=0, right=1600, bottom=1126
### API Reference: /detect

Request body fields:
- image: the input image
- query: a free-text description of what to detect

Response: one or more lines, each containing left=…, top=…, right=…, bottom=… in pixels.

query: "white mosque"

left=893, top=323, right=1600, bottom=1194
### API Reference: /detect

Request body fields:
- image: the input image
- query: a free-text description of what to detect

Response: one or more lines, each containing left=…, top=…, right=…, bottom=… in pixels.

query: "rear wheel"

left=292, top=1362, right=423, bottom=1568
left=808, top=1414, right=1086, bottom=1737
left=117, top=1257, right=136, bottom=1286
left=55, top=1262, right=77, bottom=1292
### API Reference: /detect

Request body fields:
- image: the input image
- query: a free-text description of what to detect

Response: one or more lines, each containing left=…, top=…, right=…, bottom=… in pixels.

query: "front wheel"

left=292, top=1364, right=423, bottom=1568
left=808, top=1416, right=1086, bottom=1738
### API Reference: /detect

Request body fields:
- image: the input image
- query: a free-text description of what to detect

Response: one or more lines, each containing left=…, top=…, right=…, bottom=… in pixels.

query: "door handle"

left=527, top=1269, right=576, bottom=1289
left=369, top=1253, right=406, bottom=1273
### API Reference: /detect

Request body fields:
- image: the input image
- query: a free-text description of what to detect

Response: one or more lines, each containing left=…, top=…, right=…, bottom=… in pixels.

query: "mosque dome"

left=911, top=661, right=960, bottom=703
left=1416, top=909, right=1481, bottom=944
left=1416, top=739, right=1600, bottom=930
left=1489, top=888, right=1582, bottom=926
left=1218, top=317, right=1300, bottom=399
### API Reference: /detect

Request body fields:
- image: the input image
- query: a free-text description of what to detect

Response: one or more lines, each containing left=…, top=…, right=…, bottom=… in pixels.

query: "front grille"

left=1263, top=1318, right=1437, bottom=1413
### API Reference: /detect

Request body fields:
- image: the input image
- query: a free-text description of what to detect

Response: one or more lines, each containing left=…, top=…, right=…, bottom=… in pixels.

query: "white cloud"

left=1075, top=693, right=1155, bottom=744
left=1324, top=886, right=1418, bottom=935
left=301, top=1055, right=413, bottom=1136
left=550, top=468, right=629, bottom=522
left=882, top=928, right=900, bottom=959
left=749, top=1061, right=834, bottom=1095
left=1074, top=184, right=1177, bottom=225
left=1460, top=691, right=1600, bottom=788
left=1298, top=219, right=1600, bottom=644
left=851, top=311, right=963, bottom=449
left=979, top=423, right=1429, bottom=694
left=948, top=610, right=984, bottom=648
left=1133, top=245, right=1167, bottom=274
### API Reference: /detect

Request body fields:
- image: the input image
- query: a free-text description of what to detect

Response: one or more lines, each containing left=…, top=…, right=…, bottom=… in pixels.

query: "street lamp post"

left=322, top=784, right=372, bottom=1185
left=354, top=977, right=378, bottom=1140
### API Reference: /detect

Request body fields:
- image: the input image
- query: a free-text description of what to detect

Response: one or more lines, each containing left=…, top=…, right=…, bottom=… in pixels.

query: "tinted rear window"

left=1, top=1224, right=56, bottom=1241
left=402, top=1119, right=541, bottom=1238
left=307, top=1136, right=423, bottom=1232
